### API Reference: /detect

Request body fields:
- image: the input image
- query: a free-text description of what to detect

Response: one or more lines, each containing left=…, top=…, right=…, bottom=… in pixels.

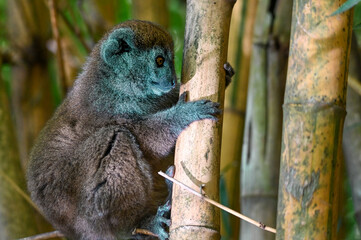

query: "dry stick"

left=158, top=171, right=277, bottom=234
left=18, top=230, right=64, bottom=240
left=349, top=76, right=361, bottom=96
left=48, top=0, right=67, bottom=96
left=132, top=228, right=159, bottom=238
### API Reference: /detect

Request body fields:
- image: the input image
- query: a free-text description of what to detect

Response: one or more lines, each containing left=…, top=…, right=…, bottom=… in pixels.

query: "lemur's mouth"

left=151, top=80, right=175, bottom=95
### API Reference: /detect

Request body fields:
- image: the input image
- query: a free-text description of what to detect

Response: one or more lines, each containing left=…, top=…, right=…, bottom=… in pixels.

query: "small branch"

left=132, top=228, right=159, bottom=238
left=18, top=230, right=64, bottom=240
left=48, top=0, right=67, bottom=96
left=158, top=171, right=277, bottom=234
left=349, top=76, right=361, bottom=96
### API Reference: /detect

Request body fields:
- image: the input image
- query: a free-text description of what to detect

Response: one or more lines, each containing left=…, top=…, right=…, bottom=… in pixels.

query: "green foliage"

left=117, top=0, right=132, bottom=23
left=0, top=0, right=10, bottom=97
left=48, top=59, right=63, bottom=107
left=341, top=176, right=361, bottom=240
left=331, top=0, right=361, bottom=16
left=1, top=66, right=12, bottom=100
left=62, top=0, right=93, bottom=54
left=169, top=0, right=186, bottom=76
left=331, top=0, right=361, bottom=33
left=354, top=3, right=361, bottom=29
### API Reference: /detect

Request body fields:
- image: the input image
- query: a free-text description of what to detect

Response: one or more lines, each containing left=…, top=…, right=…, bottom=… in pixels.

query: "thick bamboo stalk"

left=170, top=0, right=235, bottom=239
left=220, top=0, right=258, bottom=237
left=240, top=0, right=271, bottom=238
left=240, top=1, right=291, bottom=239
left=276, top=1, right=353, bottom=239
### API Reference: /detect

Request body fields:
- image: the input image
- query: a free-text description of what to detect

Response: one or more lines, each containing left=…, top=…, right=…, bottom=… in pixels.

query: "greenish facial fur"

left=93, top=27, right=177, bottom=116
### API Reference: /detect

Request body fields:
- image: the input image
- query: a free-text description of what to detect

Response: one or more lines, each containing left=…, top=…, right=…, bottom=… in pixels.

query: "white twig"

left=349, top=76, right=361, bottom=96
left=158, top=171, right=277, bottom=234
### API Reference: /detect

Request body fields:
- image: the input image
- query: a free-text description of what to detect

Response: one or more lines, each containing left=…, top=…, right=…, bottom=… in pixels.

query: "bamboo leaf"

left=331, top=0, right=361, bottom=16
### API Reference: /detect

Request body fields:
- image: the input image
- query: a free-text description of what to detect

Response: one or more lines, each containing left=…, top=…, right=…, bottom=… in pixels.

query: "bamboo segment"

left=276, top=1, right=353, bottom=239
left=240, top=1, right=291, bottom=239
left=220, top=0, right=258, bottom=237
left=170, top=1, right=235, bottom=239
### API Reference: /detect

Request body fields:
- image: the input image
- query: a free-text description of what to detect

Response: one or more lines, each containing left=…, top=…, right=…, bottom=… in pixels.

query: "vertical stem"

left=170, top=0, right=235, bottom=239
left=240, top=0, right=292, bottom=239
left=220, top=0, right=258, bottom=237
left=276, top=1, right=353, bottom=239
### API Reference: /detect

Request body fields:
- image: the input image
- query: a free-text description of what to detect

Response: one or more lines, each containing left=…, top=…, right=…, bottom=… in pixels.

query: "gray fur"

left=27, top=20, right=220, bottom=240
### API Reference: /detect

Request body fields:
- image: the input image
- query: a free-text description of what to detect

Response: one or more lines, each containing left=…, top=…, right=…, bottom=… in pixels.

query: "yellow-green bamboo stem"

left=276, top=1, right=353, bottom=239
left=220, top=0, right=258, bottom=237
left=170, top=0, right=236, bottom=239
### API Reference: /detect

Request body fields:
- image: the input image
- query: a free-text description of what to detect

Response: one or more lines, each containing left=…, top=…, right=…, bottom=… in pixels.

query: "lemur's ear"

left=101, top=28, right=135, bottom=66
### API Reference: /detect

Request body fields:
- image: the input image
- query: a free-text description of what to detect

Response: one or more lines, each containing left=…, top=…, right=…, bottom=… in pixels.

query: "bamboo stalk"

left=276, top=1, right=353, bottom=239
left=170, top=1, right=236, bottom=239
left=240, top=0, right=292, bottom=239
left=220, top=0, right=258, bottom=237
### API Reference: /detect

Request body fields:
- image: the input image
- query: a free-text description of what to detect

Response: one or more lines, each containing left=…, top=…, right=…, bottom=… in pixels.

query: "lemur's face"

left=100, top=27, right=177, bottom=98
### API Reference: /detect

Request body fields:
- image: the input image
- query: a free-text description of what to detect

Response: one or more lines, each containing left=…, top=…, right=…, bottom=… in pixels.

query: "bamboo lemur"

left=27, top=20, right=231, bottom=240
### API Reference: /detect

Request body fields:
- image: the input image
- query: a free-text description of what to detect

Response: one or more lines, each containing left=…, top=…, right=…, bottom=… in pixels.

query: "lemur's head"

left=74, top=20, right=178, bottom=116
left=100, top=20, right=176, bottom=97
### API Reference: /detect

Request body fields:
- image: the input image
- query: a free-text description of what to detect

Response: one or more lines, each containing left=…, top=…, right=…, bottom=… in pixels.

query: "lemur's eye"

left=156, top=56, right=165, bottom=67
